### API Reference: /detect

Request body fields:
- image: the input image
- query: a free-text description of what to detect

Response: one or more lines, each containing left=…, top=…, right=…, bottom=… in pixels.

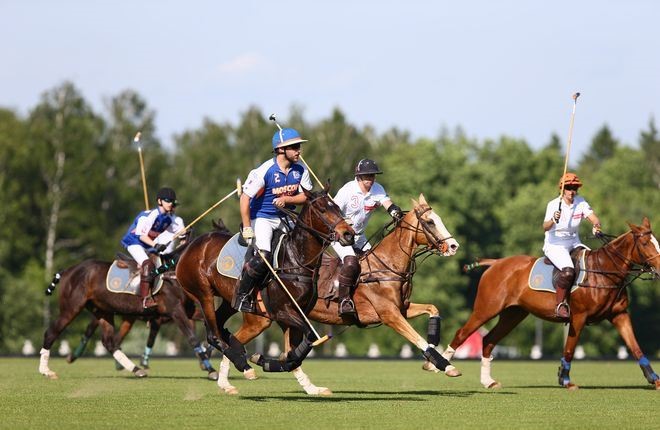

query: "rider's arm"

left=542, top=200, right=557, bottom=232
left=587, top=213, right=601, bottom=232
left=276, top=192, right=307, bottom=207
left=239, top=193, right=252, bottom=228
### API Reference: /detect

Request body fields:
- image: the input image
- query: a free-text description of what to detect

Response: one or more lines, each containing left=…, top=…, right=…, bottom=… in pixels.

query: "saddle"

left=106, top=254, right=164, bottom=295
left=528, top=247, right=587, bottom=293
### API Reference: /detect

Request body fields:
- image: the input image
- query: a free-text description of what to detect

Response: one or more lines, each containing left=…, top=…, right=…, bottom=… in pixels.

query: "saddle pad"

left=216, top=233, right=287, bottom=279
left=527, top=250, right=586, bottom=293
left=106, top=260, right=164, bottom=295
left=216, top=233, right=249, bottom=279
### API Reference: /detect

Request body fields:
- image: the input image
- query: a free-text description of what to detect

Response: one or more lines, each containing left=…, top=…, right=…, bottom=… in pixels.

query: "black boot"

left=554, top=267, right=575, bottom=319
left=232, top=250, right=270, bottom=313
left=140, top=260, right=157, bottom=309
left=337, top=255, right=360, bottom=317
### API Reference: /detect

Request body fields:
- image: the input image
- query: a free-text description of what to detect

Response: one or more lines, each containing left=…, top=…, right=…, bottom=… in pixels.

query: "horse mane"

left=212, top=218, right=232, bottom=234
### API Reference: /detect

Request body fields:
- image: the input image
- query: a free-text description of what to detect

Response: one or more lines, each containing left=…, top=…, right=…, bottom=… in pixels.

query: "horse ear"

left=627, top=220, right=639, bottom=231
left=642, top=216, right=650, bottom=229
left=324, top=180, right=331, bottom=194
left=411, top=197, right=419, bottom=207
left=418, top=193, right=427, bottom=205
left=303, top=187, right=314, bottom=198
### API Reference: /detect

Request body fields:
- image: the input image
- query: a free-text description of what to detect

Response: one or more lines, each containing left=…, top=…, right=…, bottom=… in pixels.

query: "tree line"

left=1, top=81, right=658, bottom=358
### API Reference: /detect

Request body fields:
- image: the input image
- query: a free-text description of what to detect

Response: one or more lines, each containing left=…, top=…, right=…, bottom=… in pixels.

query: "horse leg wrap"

left=557, top=357, right=571, bottom=386
left=256, top=334, right=314, bottom=373
left=220, top=329, right=250, bottom=372
left=194, top=344, right=213, bottom=372
left=423, top=346, right=450, bottom=371
left=427, top=316, right=442, bottom=347
left=71, top=335, right=91, bottom=361
left=141, top=346, right=152, bottom=368
left=638, top=356, right=659, bottom=384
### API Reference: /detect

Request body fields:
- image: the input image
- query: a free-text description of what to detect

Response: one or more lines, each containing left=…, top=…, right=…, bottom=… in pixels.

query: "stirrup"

left=555, top=302, right=570, bottom=319
left=233, top=294, right=255, bottom=313
left=142, top=296, right=157, bottom=309
left=339, top=298, right=356, bottom=316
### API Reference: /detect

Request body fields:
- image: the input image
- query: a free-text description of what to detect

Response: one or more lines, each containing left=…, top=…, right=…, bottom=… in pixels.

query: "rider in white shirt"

left=542, top=172, right=601, bottom=319
left=331, top=159, right=402, bottom=316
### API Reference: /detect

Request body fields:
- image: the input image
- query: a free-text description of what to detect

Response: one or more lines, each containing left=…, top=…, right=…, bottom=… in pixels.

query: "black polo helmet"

left=354, top=159, right=383, bottom=176
left=156, top=187, right=177, bottom=205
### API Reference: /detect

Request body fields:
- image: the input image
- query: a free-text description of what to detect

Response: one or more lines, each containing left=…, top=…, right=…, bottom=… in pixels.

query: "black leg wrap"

left=254, top=333, right=314, bottom=373
left=427, top=316, right=442, bottom=347
left=219, top=329, right=250, bottom=372
left=423, top=346, right=450, bottom=371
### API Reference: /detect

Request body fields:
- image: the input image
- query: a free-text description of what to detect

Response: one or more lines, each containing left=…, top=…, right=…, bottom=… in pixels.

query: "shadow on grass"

left=241, top=389, right=516, bottom=402
left=510, top=384, right=648, bottom=390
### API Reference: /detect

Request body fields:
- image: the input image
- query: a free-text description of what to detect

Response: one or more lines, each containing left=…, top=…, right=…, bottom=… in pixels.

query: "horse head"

left=297, top=186, right=355, bottom=247
left=405, top=193, right=459, bottom=257
left=627, top=217, right=660, bottom=278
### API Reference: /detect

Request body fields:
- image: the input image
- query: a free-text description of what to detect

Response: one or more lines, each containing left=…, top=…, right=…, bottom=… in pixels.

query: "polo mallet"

left=254, top=247, right=330, bottom=346
left=133, top=131, right=150, bottom=211
left=557, top=92, right=580, bottom=220
left=171, top=178, right=242, bottom=242
left=268, top=113, right=325, bottom=189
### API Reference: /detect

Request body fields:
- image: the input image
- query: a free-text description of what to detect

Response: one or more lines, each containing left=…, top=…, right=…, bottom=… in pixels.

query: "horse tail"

left=463, top=258, right=499, bottom=273
left=45, top=272, right=61, bottom=296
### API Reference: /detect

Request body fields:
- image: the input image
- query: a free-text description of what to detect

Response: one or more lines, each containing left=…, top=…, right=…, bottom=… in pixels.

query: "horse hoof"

left=487, top=381, right=502, bottom=389
left=444, top=365, right=462, bottom=377
left=244, top=368, right=258, bottom=380
left=42, top=371, right=58, bottom=380
left=566, top=383, right=579, bottom=391
left=66, top=354, right=75, bottom=364
left=654, top=380, right=660, bottom=390
left=133, top=368, right=148, bottom=378
left=315, top=387, right=333, bottom=396
left=207, top=371, right=219, bottom=381
left=248, top=354, right=262, bottom=366
left=221, top=386, right=239, bottom=395
left=422, top=362, right=440, bottom=373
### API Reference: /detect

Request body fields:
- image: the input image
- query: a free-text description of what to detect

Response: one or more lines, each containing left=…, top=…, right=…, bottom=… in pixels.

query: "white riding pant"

left=543, top=243, right=577, bottom=270
left=332, top=233, right=371, bottom=260
left=252, top=217, right=288, bottom=252
left=127, top=245, right=149, bottom=266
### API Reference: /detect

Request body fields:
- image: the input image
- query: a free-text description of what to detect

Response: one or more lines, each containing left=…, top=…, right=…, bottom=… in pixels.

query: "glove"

left=153, top=243, right=167, bottom=253
left=241, top=226, right=255, bottom=244
left=592, top=224, right=602, bottom=237
left=552, top=210, right=561, bottom=223
left=388, top=204, right=403, bottom=220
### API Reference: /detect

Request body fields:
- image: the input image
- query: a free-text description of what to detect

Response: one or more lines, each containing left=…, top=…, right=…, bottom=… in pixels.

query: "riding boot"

left=337, top=255, right=360, bottom=317
left=140, top=260, right=158, bottom=309
left=554, top=267, right=575, bottom=319
left=233, top=250, right=270, bottom=313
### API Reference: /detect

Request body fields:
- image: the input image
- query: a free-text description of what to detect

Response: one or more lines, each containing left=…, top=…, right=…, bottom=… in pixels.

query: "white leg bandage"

left=39, top=348, right=56, bottom=378
left=441, top=345, right=456, bottom=361
left=480, top=355, right=497, bottom=388
left=293, top=367, right=331, bottom=395
left=217, top=356, right=238, bottom=394
left=112, top=350, right=137, bottom=372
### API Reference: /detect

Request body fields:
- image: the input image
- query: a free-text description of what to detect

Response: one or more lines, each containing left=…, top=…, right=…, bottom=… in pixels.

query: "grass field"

left=0, top=357, right=657, bottom=430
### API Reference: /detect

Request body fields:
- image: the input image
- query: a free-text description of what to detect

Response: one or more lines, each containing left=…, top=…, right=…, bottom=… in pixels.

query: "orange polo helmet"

left=558, top=172, right=583, bottom=189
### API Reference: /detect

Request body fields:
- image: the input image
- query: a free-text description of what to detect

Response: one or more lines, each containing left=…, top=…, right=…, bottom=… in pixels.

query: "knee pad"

left=559, top=267, right=575, bottom=284
left=245, top=250, right=271, bottom=278
left=339, top=255, right=360, bottom=285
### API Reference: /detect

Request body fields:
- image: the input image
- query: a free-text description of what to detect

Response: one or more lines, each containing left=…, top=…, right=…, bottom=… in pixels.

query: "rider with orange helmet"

left=542, top=172, right=602, bottom=319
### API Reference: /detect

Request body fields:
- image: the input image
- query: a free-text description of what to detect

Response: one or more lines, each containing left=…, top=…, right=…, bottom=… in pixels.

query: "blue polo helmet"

left=272, top=128, right=308, bottom=150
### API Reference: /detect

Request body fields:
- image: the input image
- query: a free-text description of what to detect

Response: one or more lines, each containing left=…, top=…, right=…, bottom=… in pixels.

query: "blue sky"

left=2, top=1, right=658, bottom=162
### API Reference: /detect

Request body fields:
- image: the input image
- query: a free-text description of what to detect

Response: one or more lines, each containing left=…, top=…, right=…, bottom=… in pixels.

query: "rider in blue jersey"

left=232, top=127, right=313, bottom=312
left=121, top=187, right=184, bottom=308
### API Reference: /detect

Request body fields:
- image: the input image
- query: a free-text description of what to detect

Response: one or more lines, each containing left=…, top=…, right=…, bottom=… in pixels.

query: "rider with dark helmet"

left=542, top=172, right=601, bottom=319
left=121, top=187, right=185, bottom=308
left=233, top=126, right=313, bottom=313
left=331, top=159, right=403, bottom=316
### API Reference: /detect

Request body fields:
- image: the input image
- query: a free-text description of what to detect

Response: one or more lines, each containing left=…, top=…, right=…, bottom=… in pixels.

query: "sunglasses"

left=161, top=198, right=177, bottom=206
left=564, top=185, right=579, bottom=191
left=284, top=143, right=302, bottom=151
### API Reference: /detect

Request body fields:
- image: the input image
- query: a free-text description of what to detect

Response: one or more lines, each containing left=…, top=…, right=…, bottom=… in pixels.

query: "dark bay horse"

left=175, top=187, right=355, bottom=392
left=39, top=261, right=212, bottom=379
left=443, top=217, right=660, bottom=390
left=66, top=303, right=217, bottom=380
left=216, top=194, right=461, bottom=395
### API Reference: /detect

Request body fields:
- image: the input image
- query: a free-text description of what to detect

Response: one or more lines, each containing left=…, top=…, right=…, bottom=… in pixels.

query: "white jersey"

left=333, top=179, right=391, bottom=235
left=543, top=196, right=593, bottom=248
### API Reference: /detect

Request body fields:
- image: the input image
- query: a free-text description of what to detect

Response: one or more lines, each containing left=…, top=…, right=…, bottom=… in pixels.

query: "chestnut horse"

left=442, top=217, right=660, bottom=390
left=175, top=187, right=355, bottom=386
left=216, top=194, right=462, bottom=395
left=39, top=261, right=212, bottom=379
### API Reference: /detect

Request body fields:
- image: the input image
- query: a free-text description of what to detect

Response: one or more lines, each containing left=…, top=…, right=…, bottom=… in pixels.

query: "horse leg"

left=279, top=328, right=332, bottom=396
left=557, top=313, right=587, bottom=390
left=477, top=306, right=529, bottom=389
left=40, top=290, right=88, bottom=379
left=67, top=314, right=99, bottom=364
left=170, top=306, right=218, bottom=381
left=375, top=303, right=459, bottom=377
left=610, top=312, right=660, bottom=389
left=405, top=303, right=444, bottom=373
left=249, top=326, right=316, bottom=373
left=113, top=317, right=136, bottom=370
left=96, top=313, right=147, bottom=378
left=140, top=318, right=158, bottom=369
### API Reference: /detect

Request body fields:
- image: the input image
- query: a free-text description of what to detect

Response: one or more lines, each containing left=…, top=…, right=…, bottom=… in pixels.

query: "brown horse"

left=215, top=194, right=462, bottom=395
left=66, top=304, right=217, bottom=380
left=39, top=260, right=212, bottom=379
left=175, top=186, right=355, bottom=385
left=442, top=217, right=660, bottom=390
